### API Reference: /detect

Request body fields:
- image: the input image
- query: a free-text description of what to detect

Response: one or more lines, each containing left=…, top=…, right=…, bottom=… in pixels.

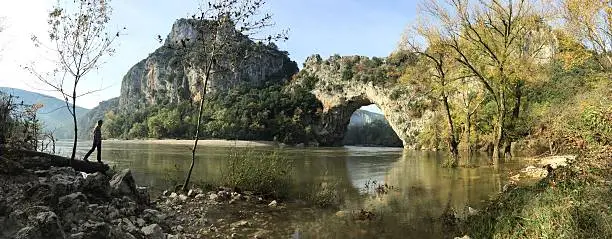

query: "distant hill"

left=0, top=87, right=90, bottom=139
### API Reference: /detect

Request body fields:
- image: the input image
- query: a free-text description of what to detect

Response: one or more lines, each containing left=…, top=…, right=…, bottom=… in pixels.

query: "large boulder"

left=142, top=209, right=167, bottom=224
left=13, top=226, right=40, bottom=239
left=141, top=224, right=164, bottom=239
left=110, top=169, right=149, bottom=204
left=110, top=169, right=137, bottom=197
left=58, top=192, right=88, bottom=208
left=57, top=192, right=90, bottom=228
left=81, top=172, right=111, bottom=198
left=13, top=211, right=65, bottom=239
left=80, top=221, right=111, bottom=239
left=34, top=212, right=65, bottom=239
left=0, top=156, right=24, bottom=175
left=48, top=173, right=82, bottom=199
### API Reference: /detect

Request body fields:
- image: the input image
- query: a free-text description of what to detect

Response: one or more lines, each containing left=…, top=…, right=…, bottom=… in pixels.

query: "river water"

left=55, top=140, right=525, bottom=238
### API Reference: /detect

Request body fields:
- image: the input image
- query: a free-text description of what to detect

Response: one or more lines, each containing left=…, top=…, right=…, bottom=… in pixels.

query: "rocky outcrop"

left=292, top=54, right=433, bottom=148
left=0, top=155, right=168, bottom=239
left=118, top=18, right=298, bottom=111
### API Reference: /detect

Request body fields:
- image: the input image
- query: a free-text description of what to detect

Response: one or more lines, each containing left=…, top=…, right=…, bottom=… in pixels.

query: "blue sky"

left=0, top=0, right=419, bottom=112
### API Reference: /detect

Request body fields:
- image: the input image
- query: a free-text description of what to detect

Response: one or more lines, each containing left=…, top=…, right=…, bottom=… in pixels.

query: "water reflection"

left=360, top=151, right=519, bottom=226
left=55, top=140, right=523, bottom=238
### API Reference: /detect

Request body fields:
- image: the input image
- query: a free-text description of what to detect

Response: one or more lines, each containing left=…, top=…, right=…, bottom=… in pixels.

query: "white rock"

left=538, top=155, right=574, bottom=168
left=467, top=207, right=479, bottom=216
left=454, top=236, right=471, bottom=239
left=141, top=224, right=164, bottom=239
left=230, top=220, right=249, bottom=228
left=335, top=210, right=350, bottom=218
left=172, top=225, right=184, bottom=232
left=209, top=193, right=219, bottom=201
left=136, top=218, right=145, bottom=227
left=268, top=200, right=278, bottom=207
left=178, top=194, right=188, bottom=201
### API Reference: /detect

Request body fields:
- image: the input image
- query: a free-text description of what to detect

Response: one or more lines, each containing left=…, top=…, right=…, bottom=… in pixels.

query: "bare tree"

left=458, top=78, right=485, bottom=156
left=180, top=0, right=287, bottom=191
left=422, top=0, right=553, bottom=162
left=401, top=24, right=474, bottom=166
left=41, top=131, right=58, bottom=154
left=563, top=0, right=612, bottom=71
left=25, top=0, right=121, bottom=162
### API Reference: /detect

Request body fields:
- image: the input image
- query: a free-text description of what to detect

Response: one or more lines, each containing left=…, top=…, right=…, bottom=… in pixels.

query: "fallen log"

left=3, top=148, right=110, bottom=174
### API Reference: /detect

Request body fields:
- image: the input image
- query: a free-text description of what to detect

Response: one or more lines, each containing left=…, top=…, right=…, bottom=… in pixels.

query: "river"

left=55, top=140, right=525, bottom=238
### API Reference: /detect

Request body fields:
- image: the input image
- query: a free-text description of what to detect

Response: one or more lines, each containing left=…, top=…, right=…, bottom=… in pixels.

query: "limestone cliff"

left=291, top=54, right=434, bottom=148
left=118, top=18, right=298, bottom=111
left=81, top=19, right=434, bottom=147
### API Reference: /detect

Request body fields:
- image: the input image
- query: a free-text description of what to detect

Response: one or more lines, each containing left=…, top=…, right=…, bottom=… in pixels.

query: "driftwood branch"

left=6, top=148, right=109, bottom=173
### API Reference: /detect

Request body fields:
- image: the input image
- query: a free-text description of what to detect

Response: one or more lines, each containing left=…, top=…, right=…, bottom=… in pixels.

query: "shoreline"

left=102, top=139, right=278, bottom=147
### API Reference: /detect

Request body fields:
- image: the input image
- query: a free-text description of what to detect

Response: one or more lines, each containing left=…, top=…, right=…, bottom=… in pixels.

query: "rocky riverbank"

left=456, top=147, right=612, bottom=238
left=154, top=187, right=325, bottom=238
left=0, top=154, right=173, bottom=239
left=0, top=151, right=329, bottom=239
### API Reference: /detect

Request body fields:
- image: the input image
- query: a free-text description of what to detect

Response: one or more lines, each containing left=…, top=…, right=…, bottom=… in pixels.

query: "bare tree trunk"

left=51, top=134, right=56, bottom=154
left=504, top=82, right=522, bottom=158
left=183, top=50, right=215, bottom=192
left=492, top=91, right=505, bottom=163
left=464, top=111, right=471, bottom=154
left=70, top=88, right=77, bottom=163
left=183, top=96, right=205, bottom=191
left=442, top=94, right=458, bottom=167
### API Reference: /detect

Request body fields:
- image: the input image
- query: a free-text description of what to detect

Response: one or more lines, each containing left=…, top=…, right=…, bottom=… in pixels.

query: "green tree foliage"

left=563, top=0, right=612, bottom=71
left=420, top=0, right=555, bottom=161
left=343, top=120, right=403, bottom=147
left=128, top=122, right=148, bottom=139
left=0, top=92, right=44, bottom=151
left=103, top=83, right=322, bottom=145
left=398, top=0, right=612, bottom=162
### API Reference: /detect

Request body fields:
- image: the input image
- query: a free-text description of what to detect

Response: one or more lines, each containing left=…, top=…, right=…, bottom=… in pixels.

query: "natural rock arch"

left=294, top=54, right=433, bottom=148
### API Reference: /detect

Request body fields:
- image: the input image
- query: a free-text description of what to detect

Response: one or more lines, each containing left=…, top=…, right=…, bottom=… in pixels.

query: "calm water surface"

left=56, top=140, right=524, bottom=238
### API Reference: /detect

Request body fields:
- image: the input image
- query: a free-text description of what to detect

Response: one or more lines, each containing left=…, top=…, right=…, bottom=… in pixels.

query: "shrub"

left=295, top=180, right=343, bottom=209
left=580, top=106, right=612, bottom=145
left=220, top=150, right=293, bottom=199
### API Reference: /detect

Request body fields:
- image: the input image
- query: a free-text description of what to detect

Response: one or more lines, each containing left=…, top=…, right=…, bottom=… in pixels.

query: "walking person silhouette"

left=83, top=120, right=103, bottom=163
